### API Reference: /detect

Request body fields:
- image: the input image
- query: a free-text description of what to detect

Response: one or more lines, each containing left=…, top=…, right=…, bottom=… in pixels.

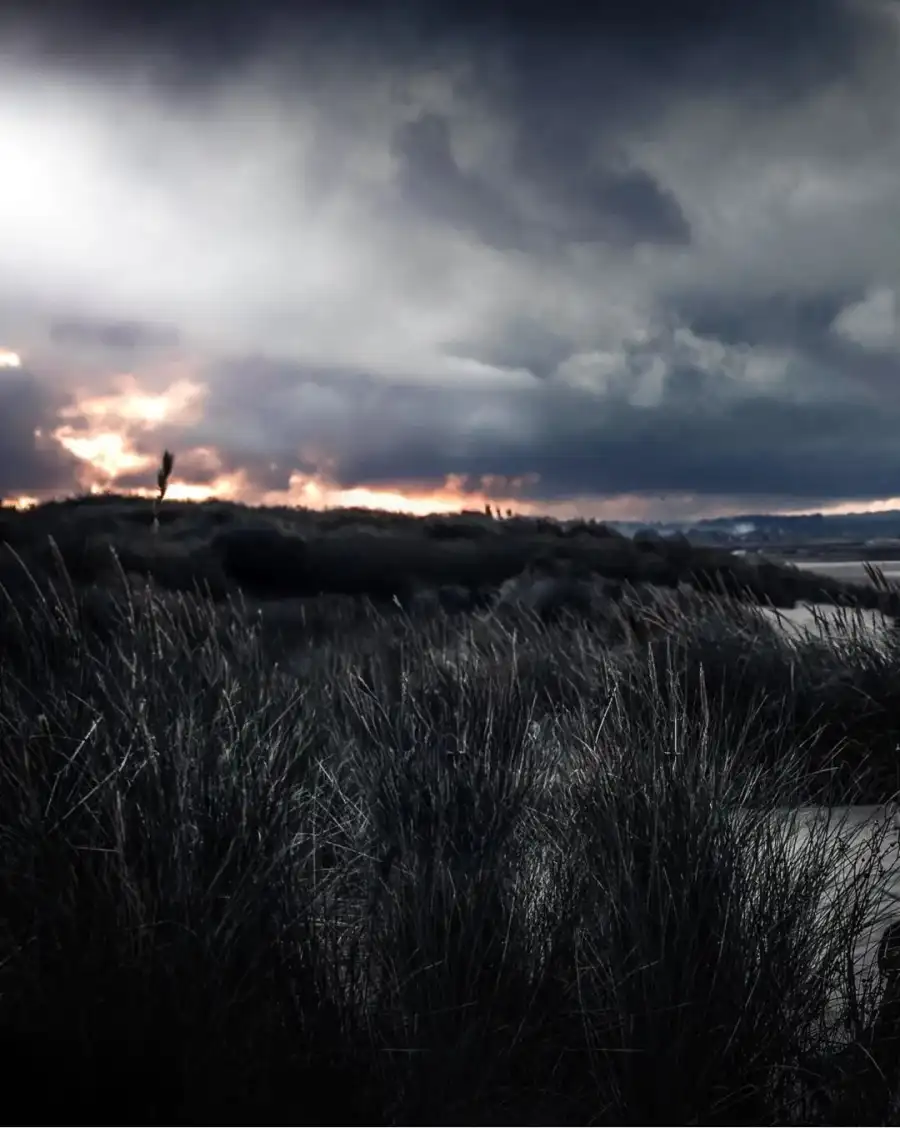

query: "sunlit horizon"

left=7, top=369, right=900, bottom=525
left=9, top=461, right=900, bottom=525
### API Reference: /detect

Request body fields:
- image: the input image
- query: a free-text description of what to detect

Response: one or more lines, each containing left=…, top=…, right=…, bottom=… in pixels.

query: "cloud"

left=3, top=0, right=900, bottom=519
left=831, top=286, right=898, bottom=350
left=153, top=320, right=900, bottom=511
left=444, top=314, right=574, bottom=381
left=49, top=318, right=181, bottom=351
left=391, top=110, right=690, bottom=251
left=0, top=364, right=83, bottom=498
left=559, top=166, right=691, bottom=247
left=391, top=112, right=535, bottom=251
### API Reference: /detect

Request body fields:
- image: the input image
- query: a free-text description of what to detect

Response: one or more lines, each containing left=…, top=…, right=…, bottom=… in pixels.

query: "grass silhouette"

left=2, top=509, right=900, bottom=1123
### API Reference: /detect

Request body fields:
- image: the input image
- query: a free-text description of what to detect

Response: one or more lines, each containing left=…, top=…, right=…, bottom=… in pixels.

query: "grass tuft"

left=2, top=550, right=900, bottom=1122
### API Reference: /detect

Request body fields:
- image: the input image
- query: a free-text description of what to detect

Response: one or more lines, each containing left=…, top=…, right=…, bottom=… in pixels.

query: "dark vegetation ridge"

left=5, top=491, right=900, bottom=1123
left=0, top=491, right=894, bottom=613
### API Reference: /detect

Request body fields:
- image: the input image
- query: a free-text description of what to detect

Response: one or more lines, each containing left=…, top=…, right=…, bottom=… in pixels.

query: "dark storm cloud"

left=5, top=0, right=900, bottom=517
left=162, top=341, right=900, bottom=511
left=325, top=380, right=900, bottom=507
left=561, top=167, right=691, bottom=248
left=0, top=368, right=82, bottom=497
left=171, top=354, right=521, bottom=485
left=444, top=315, right=573, bottom=381
left=505, top=57, right=693, bottom=249
left=30, top=0, right=857, bottom=267
left=6, top=0, right=879, bottom=70
left=50, top=318, right=180, bottom=351
left=445, top=0, right=885, bottom=264
left=671, top=290, right=863, bottom=351
left=392, top=112, right=690, bottom=250
left=392, top=113, right=534, bottom=252
left=667, top=287, right=900, bottom=402
left=501, top=395, right=900, bottom=504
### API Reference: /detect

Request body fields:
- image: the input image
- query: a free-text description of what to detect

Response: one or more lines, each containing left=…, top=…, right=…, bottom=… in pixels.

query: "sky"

left=2, top=0, right=900, bottom=522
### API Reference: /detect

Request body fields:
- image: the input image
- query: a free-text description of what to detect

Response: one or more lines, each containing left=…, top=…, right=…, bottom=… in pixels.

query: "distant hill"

left=612, top=509, right=900, bottom=546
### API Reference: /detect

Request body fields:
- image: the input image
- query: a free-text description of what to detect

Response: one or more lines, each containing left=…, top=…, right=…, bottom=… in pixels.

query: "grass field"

left=4, top=497, right=900, bottom=1123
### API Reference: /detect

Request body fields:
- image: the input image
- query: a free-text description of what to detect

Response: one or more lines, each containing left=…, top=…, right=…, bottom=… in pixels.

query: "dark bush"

left=212, top=524, right=311, bottom=597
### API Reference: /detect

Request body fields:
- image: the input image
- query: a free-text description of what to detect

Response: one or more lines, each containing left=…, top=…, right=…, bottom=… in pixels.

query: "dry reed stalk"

left=152, top=449, right=174, bottom=535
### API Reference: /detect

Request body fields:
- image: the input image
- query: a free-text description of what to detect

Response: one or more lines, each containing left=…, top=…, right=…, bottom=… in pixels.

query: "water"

left=755, top=557, right=899, bottom=642
left=745, top=562, right=900, bottom=1019
left=761, top=602, right=893, bottom=640
left=752, top=805, right=900, bottom=1032
left=792, top=560, right=900, bottom=584
left=435, top=560, right=900, bottom=1024
left=774, top=805, right=900, bottom=965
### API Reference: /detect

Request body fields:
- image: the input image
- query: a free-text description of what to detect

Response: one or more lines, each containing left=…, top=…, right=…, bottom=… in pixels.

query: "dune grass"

left=2, top=554, right=900, bottom=1123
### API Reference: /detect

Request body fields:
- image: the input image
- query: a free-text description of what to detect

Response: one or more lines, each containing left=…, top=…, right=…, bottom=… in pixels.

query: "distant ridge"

left=612, top=509, right=900, bottom=545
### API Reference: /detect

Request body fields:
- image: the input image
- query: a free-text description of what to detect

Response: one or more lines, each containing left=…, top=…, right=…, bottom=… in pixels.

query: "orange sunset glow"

left=10, top=351, right=900, bottom=525
left=30, top=372, right=540, bottom=517
left=2, top=360, right=893, bottom=524
left=8, top=365, right=887, bottom=523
